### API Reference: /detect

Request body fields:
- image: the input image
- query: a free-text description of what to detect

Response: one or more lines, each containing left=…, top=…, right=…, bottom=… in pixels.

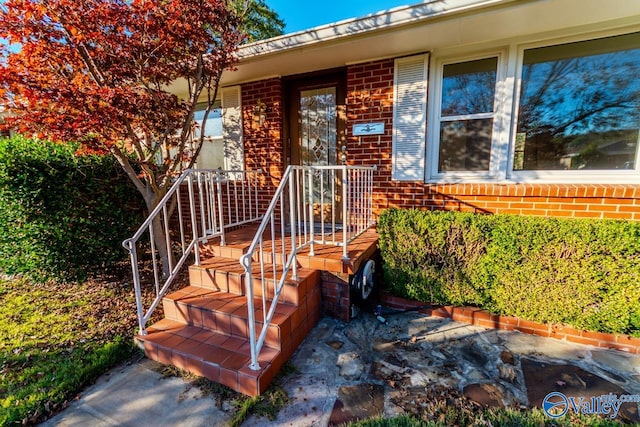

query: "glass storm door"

left=287, top=74, right=346, bottom=226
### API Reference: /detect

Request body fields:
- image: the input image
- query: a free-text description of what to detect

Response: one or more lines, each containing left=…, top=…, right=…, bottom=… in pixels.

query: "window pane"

left=442, top=57, right=497, bottom=116
left=515, top=33, right=640, bottom=171
left=439, top=118, right=493, bottom=171
left=194, top=107, right=223, bottom=139
left=197, top=140, right=225, bottom=169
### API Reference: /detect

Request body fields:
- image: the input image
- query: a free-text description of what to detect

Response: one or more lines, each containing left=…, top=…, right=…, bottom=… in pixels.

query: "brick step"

left=202, top=240, right=249, bottom=261
left=163, top=285, right=303, bottom=350
left=135, top=223, right=376, bottom=397
left=136, top=318, right=281, bottom=396
left=200, top=227, right=379, bottom=275
left=188, top=256, right=319, bottom=306
left=202, top=238, right=293, bottom=266
left=201, top=241, right=349, bottom=274
left=140, top=278, right=321, bottom=395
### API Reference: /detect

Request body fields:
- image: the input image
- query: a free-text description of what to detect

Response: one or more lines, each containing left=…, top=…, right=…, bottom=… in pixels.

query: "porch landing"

left=136, top=225, right=378, bottom=396
left=201, top=224, right=379, bottom=275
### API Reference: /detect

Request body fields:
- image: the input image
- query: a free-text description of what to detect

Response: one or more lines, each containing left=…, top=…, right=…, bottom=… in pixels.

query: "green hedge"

left=378, top=208, right=640, bottom=336
left=0, top=136, right=144, bottom=283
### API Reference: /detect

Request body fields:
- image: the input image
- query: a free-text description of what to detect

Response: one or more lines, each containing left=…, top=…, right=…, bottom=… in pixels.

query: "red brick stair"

left=136, top=252, right=321, bottom=396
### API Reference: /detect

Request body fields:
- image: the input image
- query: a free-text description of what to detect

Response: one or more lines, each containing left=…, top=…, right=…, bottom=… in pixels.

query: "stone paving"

left=245, top=311, right=640, bottom=426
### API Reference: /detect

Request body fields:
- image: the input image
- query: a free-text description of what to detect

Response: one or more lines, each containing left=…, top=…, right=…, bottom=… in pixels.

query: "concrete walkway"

left=42, top=311, right=640, bottom=426
left=41, top=358, right=232, bottom=427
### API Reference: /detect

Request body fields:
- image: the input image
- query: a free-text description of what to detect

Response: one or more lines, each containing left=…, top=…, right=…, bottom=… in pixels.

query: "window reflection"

left=515, top=33, right=640, bottom=171
left=442, top=57, right=497, bottom=116
left=193, top=106, right=223, bottom=140
left=193, top=103, right=224, bottom=169
left=438, top=57, right=497, bottom=172
left=439, top=119, right=493, bottom=171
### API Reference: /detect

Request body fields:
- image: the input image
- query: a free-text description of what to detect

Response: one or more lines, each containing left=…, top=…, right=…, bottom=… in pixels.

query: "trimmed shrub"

left=377, top=210, right=487, bottom=306
left=378, top=208, right=640, bottom=336
left=0, top=136, right=144, bottom=282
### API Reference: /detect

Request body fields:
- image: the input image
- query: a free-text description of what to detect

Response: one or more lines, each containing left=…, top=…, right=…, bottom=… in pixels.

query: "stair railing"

left=241, top=165, right=376, bottom=370
left=123, top=169, right=263, bottom=336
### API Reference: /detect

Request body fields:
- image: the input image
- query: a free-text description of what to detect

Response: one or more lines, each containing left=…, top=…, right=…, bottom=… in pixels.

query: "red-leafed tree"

left=1, top=0, right=244, bottom=201
left=0, top=0, right=246, bottom=273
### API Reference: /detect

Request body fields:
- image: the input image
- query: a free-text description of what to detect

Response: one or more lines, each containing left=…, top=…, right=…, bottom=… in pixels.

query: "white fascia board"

left=237, top=0, right=509, bottom=60
left=217, top=0, right=640, bottom=86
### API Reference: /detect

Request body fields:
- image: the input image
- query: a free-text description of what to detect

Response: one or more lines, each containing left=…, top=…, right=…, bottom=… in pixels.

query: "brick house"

left=135, top=0, right=640, bottom=395
left=181, top=0, right=640, bottom=220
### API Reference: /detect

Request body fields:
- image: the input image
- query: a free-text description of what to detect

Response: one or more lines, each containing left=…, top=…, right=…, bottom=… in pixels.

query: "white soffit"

left=219, top=0, right=640, bottom=86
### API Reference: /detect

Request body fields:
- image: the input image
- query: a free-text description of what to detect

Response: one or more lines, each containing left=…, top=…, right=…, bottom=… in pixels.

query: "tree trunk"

left=110, top=146, right=178, bottom=282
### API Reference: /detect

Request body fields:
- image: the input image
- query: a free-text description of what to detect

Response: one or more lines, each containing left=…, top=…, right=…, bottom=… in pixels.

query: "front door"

left=287, top=73, right=346, bottom=167
left=286, top=72, right=347, bottom=226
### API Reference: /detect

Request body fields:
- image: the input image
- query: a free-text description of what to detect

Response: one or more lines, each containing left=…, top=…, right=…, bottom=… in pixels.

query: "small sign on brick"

left=353, top=122, right=385, bottom=136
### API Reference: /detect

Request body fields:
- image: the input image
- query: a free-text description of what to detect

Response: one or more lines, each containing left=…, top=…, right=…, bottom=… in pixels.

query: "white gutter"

left=237, top=0, right=513, bottom=60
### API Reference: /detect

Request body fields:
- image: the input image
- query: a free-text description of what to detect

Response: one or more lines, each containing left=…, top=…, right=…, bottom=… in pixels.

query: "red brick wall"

left=345, top=59, right=640, bottom=220
left=241, top=78, right=284, bottom=212
left=320, top=271, right=351, bottom=323
left=374, top=183, right=640, bottom=220
left=239, top=62, right=639, bottom=221
left=346, top=59, right=394, bottom=176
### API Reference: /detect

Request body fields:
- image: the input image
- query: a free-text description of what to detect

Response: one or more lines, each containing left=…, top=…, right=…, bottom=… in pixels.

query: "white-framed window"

left=510, top=32, right=640, bottom=181
left=393, top=30, right=640, bottom=184
left=193, top=101, right=223, bottom=141
left=193, top=101, right=224, bottom=169
left=193, top=85, right=244, bottom=171
left=428, top=52, right=507, bottom=181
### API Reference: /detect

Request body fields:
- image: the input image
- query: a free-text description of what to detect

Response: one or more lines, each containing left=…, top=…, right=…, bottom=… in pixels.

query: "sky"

left=0, top=1, right=417, bottom=53
left=266, top=0, right=417, bottom=34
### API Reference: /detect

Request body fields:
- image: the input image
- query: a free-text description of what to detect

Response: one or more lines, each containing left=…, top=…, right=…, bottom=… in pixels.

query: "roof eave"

left=236, top=0, right=512, bottom=61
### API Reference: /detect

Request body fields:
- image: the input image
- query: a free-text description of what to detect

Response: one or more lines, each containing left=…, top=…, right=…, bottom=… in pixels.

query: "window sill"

left=425, top=172, right=640, bottom=185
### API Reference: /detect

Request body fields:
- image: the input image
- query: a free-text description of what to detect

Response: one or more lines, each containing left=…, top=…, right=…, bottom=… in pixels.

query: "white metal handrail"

left=123, top=169, right=263, bottom=336
left=240, top=165, right=376, bottom=370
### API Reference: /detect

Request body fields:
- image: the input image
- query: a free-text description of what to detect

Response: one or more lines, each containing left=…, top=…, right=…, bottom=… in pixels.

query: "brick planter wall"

left=380, top=293, right=640, bottom=355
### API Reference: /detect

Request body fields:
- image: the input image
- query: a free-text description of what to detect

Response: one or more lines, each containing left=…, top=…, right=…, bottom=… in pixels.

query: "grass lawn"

left=0, top=276, right=141, bottom=425
left=0, top=272, right=288, bottom=427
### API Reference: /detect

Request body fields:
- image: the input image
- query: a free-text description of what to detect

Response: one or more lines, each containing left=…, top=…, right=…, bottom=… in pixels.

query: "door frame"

left=283, top=69, right=347, bottom=168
